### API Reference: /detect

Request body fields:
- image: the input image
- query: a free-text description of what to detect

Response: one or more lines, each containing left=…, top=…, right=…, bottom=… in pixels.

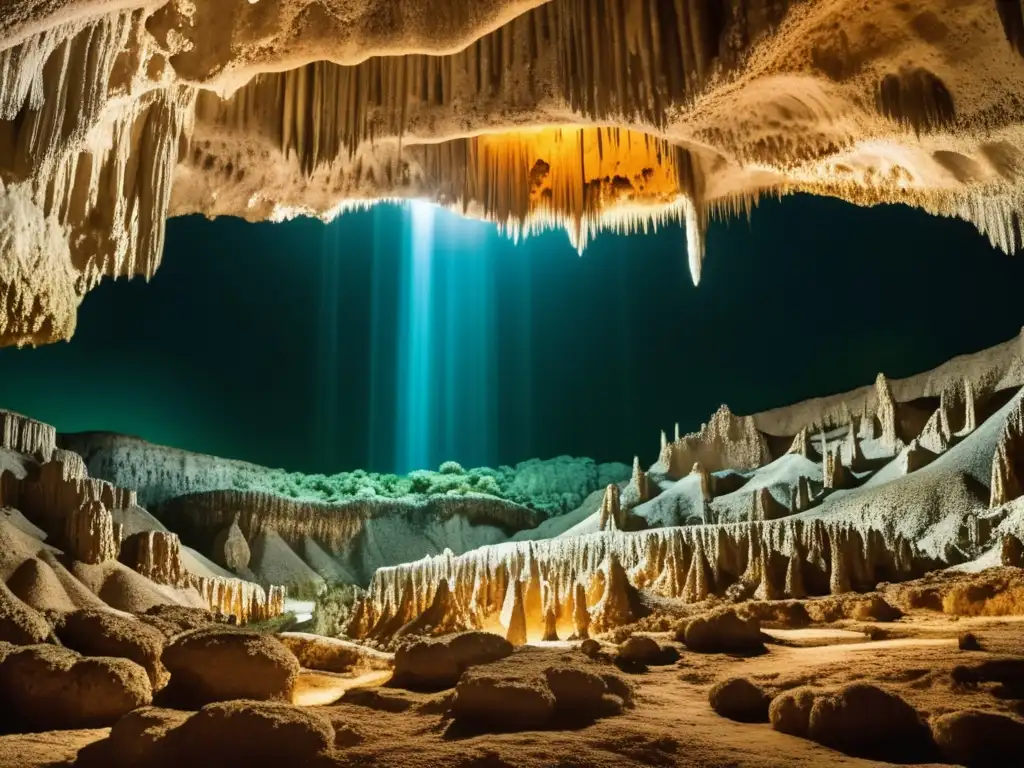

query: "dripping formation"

left=3, top=1, right=1024, bottom=339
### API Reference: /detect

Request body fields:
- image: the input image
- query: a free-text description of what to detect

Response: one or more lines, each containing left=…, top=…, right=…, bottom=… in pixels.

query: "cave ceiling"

left=2, top=0, right=1024, bottom=346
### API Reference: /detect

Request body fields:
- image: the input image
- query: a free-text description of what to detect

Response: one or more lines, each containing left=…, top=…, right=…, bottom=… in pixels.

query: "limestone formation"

left=63, top=500, right=120, bottom=564
left=991, top=394, right=1024, bottom=507
left=789, top=476, right=811, bottom=514
left=212, top=515, right=251, bottom=572
left=347, top=516, right=921, bottom=644
left=0, top=410, right=55, bottom=459
left=597, top=484, right=624, bottom=532
left=787, top=427, right=812, bottom=459
left=823, top=450, right=854, bottom=491
left=899, top=439, right=937, bottom=475
left=693, top=462, right=713, bottom=502
left=658, top=406, right=770, bottom=478
left=186, top=574, right=286, bottom=625
left=4, top=1, right=1024, bottom=339
left=874, top=374, right=903, bottom=455
left=121, top=531, right=187, bottom=588
left=751, top=488, right=787, bottom=522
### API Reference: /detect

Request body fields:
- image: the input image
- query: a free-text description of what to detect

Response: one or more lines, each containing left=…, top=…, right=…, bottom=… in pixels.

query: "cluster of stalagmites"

left=657, top=405, right=771, bottom=479
left=347, top=516, right=923, bottom=645
left=0, top=435, right=284, bottom=623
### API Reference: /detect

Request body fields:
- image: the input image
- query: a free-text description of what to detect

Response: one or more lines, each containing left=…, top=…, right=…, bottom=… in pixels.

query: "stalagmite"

left=541, top=583, right=559, bottom=641
left=213, top=515, right=252, bottom=572
left=824, top=450, right=854, bottom=491
left=628, top=456, right=650, bottom=506
left=598, top=484, right=624, bottom=531
left=790, top=476, right=812, bottom=513
left=751, top=488, right=787, bottom=522
left=589, top=552, right=637, bottom=634
left=693, top=462, right=713, bottom=502
left=502, top=580, right=528, bottom=646
left=572, top=582, right=590, bottom=640
left=900, top=439, right=937, bottom=475
left=186, top=574, right=286, bottom=624
left=991, top=394, right=1024, bottom=507
left=875, top=373, right=903, bottom=454
left=787, top=427, right=812, bottom=459
left=845, top=421, right=865, bottom=470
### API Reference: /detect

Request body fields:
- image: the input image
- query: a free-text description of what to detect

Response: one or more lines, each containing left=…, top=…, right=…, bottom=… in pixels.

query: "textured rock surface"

left=348, top=516, right=920, bottom=643
left=161, top=627, right=300, bottom=706
left=0, top=643, right=152, bottom=731
left=392, top=630, right=512, bottom=690
left=54, top=609, right=168, bottom=689
left=6, top=0, right=1024, bottom=339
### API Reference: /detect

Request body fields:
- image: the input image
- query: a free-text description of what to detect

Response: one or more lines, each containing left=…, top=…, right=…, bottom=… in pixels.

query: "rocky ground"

left=1, top=567, right=1023, bottom=768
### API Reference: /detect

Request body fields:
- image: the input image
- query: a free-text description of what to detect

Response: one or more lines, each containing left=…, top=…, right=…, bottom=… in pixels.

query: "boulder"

left=617, top=635, right=661, bottom=664
left=709, top=677, right=771, bottom=722
left=78, top=707, right=189, bottom=767
left=392, top=631, right=512, bottom=691
left=0, top=644, right=151, bottom=732
left=807, top=683, right=934, bottom=761
left=769, top=687, right=817, bottom=737
left=850, top=595, right=903, bottom=622
left=56, top=609, right=168, bottom=688
left=161, top=627, right=299, bottom=706
left=683, top=608, right=763, bottom=654
left=451, top=649, right=633, bottom=732
left=931, top=709, right=1024, bottom=767
left=0, top=581, right=51, bottom=645
left=579, top=638, right=601, bottom=658
left=81, top=701, right=336, bottom=767
left=173, top=700, right=334, bottom=763
left=452, top=674, right=556, bottom=731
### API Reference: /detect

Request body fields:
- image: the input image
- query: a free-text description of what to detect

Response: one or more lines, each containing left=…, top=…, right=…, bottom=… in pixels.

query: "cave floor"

left=2, top=615, right=1021, bottom=768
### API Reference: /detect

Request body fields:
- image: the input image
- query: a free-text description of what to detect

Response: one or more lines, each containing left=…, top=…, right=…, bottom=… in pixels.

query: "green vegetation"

left=229, top=456, right=631, bottom=517
left=311, top=583, right=365, bottom=638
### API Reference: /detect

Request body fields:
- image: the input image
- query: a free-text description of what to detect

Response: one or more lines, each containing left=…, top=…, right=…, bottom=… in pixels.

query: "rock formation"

left=0, top=410, right=55, bottom=459
left=597, top=484, right=624, bottom=532
left=63, top=500, right=121, bottom=564
left=4, top=3, right=1024, bottom=341
left=658, top=406, right=771, bottom=479
left=991, top=394, right=1024, bottom=507
left=823, top=450, right=854, bottom=491
left=348, top=516, right=922, bottom=644
left=121, top=530, right=187, bottom=588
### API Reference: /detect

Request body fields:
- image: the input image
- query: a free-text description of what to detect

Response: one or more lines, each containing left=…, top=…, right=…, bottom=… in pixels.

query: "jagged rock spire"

left=787, top=427, right=812, bottom=458
left=991, top=394, right=1024, bottom=507
left=874, top=373, right=903, bottom=453
left=598, top=484, right=624, bottom=531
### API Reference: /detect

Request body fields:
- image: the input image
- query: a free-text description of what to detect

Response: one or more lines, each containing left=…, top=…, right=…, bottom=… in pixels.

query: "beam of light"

left=395, top=201, right=436, bottom=473
left=438, top=208, right=495, bottom=468
left=315, top=219, right=342, bottom=469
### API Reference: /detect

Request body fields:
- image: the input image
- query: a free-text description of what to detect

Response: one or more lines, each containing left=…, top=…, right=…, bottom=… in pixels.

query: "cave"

left=3, top=1, right=1024, bottom=766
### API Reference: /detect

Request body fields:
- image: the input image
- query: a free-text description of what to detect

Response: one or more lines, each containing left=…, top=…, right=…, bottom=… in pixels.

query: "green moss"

left=222, top=457, right=631, bottom=517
